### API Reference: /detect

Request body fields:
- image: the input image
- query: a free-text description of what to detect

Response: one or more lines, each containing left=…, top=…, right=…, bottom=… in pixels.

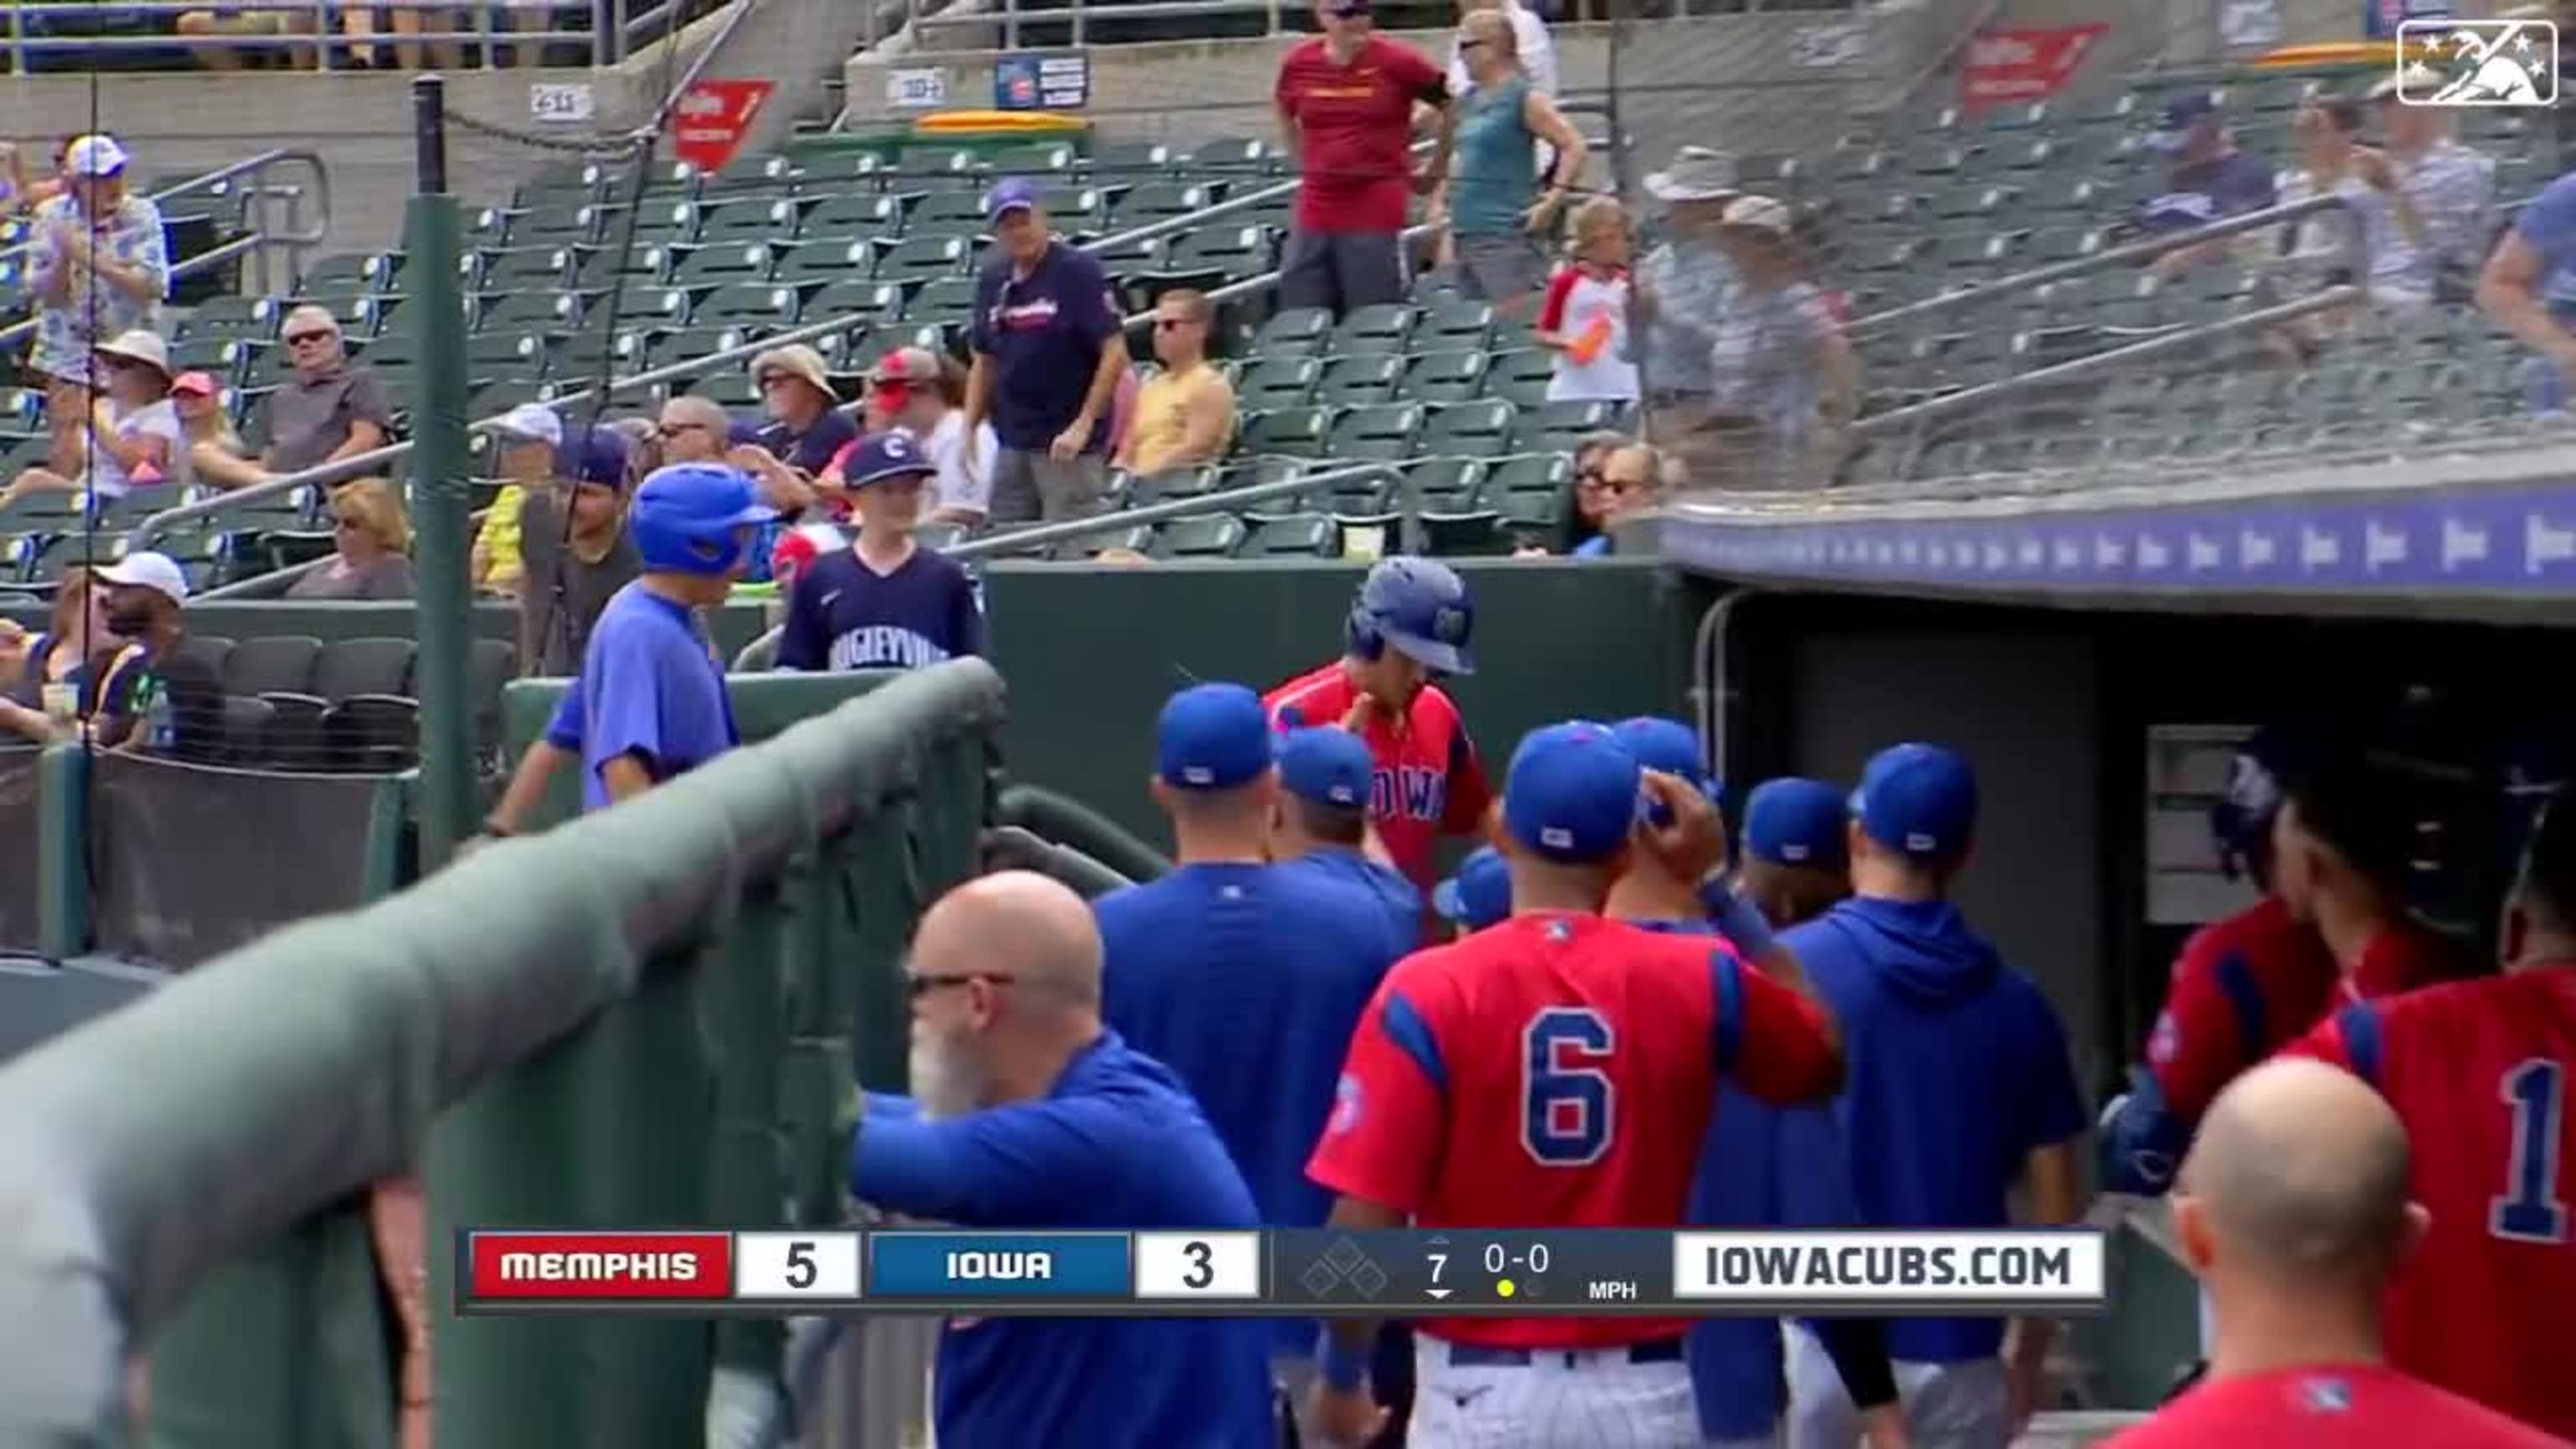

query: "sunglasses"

left=283, top=330, right=335, bottom=347
left=906, top=971, right=1018, bottom=1000
left=1457, top=36, right=1486, bottom=49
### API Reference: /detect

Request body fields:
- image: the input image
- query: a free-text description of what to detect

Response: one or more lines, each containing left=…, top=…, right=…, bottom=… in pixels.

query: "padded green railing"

left=0, top=659, right=1006, bottom=1449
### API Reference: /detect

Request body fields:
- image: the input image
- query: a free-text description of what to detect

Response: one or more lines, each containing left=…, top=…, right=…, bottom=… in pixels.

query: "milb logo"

left=1370, top=766, right=1446, bottom=823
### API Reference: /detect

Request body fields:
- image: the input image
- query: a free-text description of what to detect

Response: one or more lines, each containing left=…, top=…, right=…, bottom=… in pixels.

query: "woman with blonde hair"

left=0, top=564, right=119, bottom=741
left=1431, top=7, right=1587, bottom=312
left=288, top=478, right=418, bottom=600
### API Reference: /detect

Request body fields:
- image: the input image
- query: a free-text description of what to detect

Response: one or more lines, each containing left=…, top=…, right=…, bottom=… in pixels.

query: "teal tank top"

left=1448, top=76, right=1537, bottom=237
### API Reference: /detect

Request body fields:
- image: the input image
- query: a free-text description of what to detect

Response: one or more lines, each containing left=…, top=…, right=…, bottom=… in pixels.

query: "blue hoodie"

left=1775, top=896, right=2086, bottom=1364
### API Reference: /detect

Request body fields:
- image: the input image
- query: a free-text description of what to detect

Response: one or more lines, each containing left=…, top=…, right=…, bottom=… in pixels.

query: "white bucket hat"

left=1719, top=195, right=1795, bottom=236
left=1644, top=146, right=1741, bottom=204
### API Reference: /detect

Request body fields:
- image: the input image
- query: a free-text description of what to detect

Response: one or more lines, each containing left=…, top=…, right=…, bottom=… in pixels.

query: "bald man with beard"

left=847, top=872, right=1275, bottom=1449
left=2104, top=1058, right=2562, bottom=1448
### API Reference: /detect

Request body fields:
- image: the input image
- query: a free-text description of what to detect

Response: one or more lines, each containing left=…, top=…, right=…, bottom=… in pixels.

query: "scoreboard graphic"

left=460, top=1228, right=2111, bottom=1317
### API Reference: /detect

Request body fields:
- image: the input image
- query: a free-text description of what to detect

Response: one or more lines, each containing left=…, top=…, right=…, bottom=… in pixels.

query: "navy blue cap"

left=1743, top=777, right=1848, bottom=870
left=555, top=427, right=631, bottom=489
left=2152, top=92, right=2220, bottom=152
left=1612, top=716, right=1721, bottom=802
left=986, top=176, right=1042, bottom=223
left=1279, top=726, right=1373, bottom=809
left=1156, top=683, right=1275, bottom=792
left=1503, top=721, right=1643, bottom=865
left=1433, top=845, right=1510, bottom=931
left=843, top=428, right=938, bottom=488
left=1849, top=743, right=1977, bottom=865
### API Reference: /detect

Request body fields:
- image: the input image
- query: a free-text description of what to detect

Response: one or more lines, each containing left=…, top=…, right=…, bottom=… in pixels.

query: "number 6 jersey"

left=1306, top=911, right=1842, bottom=1349
left=2286, top=966, right=2576, bottom=1441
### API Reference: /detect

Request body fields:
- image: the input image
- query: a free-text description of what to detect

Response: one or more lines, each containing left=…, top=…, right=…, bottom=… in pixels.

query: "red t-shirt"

left=2284, top=969, right=2576, bottom=1440
left=1263, top=661, right=1491, bottom=890
left=2104, top=1363, right=2564, bottom=1448
left=1275, top=34, right=1446, bottom=234
left=2342, top=920, right=2464, bottom=1002
left=2144, top=897, right=2342, bottom=1128
left=1307, top=913, right=1840, bottom=1349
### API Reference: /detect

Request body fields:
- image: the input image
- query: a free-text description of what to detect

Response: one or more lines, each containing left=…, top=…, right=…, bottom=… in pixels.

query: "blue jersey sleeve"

left=1066, top=254, right=1122, bottom=347
left=774, top=566, right=829, bottom=673
left=583, top=621, right=673, bottom=786
left=2516, top=171, right=2576, bottom=270
left=850, top=1095, right=1140, bottom=1223
left=966, top=263, right=1002, bottom=356
left=2012, top=982, right=2089, bottom=1157
left=543, top=683, right=583, bottom=751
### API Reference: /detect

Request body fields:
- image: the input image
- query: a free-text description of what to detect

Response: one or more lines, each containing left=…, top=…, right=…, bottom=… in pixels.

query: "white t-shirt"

left=918, top=408, right=999, bottom=518
left=82, top=397, right=184, bottom=499
left=1446, top=1, right=1558, bottom=98
left=1537, top=265, right=1639, bottom=403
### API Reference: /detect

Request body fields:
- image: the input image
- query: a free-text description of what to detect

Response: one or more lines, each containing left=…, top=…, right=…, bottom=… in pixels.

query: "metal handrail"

left=0, top=232, right=274, bottom=356
left=0, top=146, right=324, bottom=274
left=1851, top=285, right=2363, bottom=437
left=1079, top=138, right=1430, bottom=259
left=1846, top=193, right=2349, bottom=340
left=732, top=460, right=1404, bottom=669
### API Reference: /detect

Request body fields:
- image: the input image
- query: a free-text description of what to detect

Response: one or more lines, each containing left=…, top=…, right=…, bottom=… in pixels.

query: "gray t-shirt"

left=517, top=490, right=642, bottom=675
left=285, top=553, right=417, bottom=600
left=265, top=364, right=396, bottom=474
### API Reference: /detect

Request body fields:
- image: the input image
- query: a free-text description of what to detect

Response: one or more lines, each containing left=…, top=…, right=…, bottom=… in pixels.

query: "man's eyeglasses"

left=906, top=971, right=1019, bottom=1000
left=283, top=330, right=335, bottom=347
left=1604, top=475, right=1654, bottom=495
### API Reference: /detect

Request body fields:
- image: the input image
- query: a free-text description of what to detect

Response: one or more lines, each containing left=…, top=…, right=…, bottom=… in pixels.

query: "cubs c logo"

left=1330, top=1073, right=1363, bottom=1135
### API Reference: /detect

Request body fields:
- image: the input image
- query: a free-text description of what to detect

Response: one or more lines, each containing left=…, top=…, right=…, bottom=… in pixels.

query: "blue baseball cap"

left=1278, top=726, right=1373, bottom=810
left=1433, top=845, right=1510, bottom=931
left=1503, top=721, right=1643, bottom=865
left=1156, top=683, right=1275, bottom=792
left=1849, top=743, right=1977, bottom=865
left=555, top=427, right=630, bottom=489
left=1742, top=777, right=1848, bottom=870
left=2151, top=92, right=2220, bottom=152
left=843, top=428, right=938, bottom=488
left=1612, top=716, right=1722, bottom=802
left=986, top=176, right=1042, bottom=223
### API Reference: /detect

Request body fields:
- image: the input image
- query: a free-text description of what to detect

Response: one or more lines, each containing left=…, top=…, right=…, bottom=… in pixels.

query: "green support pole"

left=405, top=74, right=476, bottom=875
left=35, top=744, right=89, bottom=959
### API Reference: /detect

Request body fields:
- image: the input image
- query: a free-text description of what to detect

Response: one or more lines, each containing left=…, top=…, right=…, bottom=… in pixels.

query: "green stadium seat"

left=1417, top=298, right=1496, bottom=351
left=1332, top=304, right=1415, bottom=356
left=1252, top=308, right=1334, bottom=358
left=179, top=294, right=273, bottom=341
left=699, top=198, right=795, bottom=242
left=806, top=280, right=906, bottom=325
left=878, top=236, right=974, bottom=283
left=479, top=291, right=581, bottom=334
left=984, top=142, right=1078, bottom=175
left=1318, top=354, right=1402, bottom=407
left=673, top=244, right=776, bottom=290
left=1043, top=187, right=1108, bottom=228
left=628, top=200, right=703, bottom=247
left=1485, top=453, right=1572, bottom=497
left=802, top=194, right=906, bottom=241
left=510, top=200, right=600, bottom=246
left=913, top=189, right=991, bottom=232
left=1116, top=182, right=1218, bottom=223
left=1125, top=465, right=1218, bottom=505
left=642, top=325, right=748, bottom=371
left=1402, top=350, right=1489, bottom=404
left=1422, top=399, right=1516, bottom=459
left=1326, top=402, right=1423, bottom=461
left=1420, top=510, right=1506, bottom=558
left=1494, top=485, right=1562, bottom=533
left=1244, top=512, right=1337, bottom=557
left=779, top=238, right=879, bottom=283
left=1047, top=523, right=1156, bottom=560
left=514, top=159, right=599, bottom=208
left=464, top=333, right=546, bottom=382
left=1488, top=349, right=1554, bottom=408
left=1241, top=407, right=1332, bottom=459
left=688, top=371, right=763, bottom=409
left=1235, top=356, right=1322, bottom=410
left=1188, top=138, right=1275, bottom=173
left=1151, top=514, right=1247, bottom=558
left=910, top=276, right=980, bottom=325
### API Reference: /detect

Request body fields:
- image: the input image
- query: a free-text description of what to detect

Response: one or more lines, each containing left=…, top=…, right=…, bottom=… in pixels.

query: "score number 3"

left=2493, top=1059, right=2568, bottom=1244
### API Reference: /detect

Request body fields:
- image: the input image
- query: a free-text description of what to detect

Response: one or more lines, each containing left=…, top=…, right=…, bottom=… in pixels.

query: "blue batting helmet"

left=628, top=463, right=776, bottom=578
left=1346, top=557, right=1475, bottom=675
left=2210, top=727, right=2303, bottom=881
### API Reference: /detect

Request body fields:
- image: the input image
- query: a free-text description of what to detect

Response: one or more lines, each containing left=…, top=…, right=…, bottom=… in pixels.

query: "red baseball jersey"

left=1273, top=34, right=1446, bottom=234
left=2285, top=968, right=2576, bottom=1439
left=2103, top=1363, right=2566, bottom=1448
left=2342, top=920, right=2465, bottom=1003
left=2145, top=897, right=2342, bottom=1128
left=1306, top=912, right=1841, bottom=1349
left=1265, top=662, right=1493, bottom=891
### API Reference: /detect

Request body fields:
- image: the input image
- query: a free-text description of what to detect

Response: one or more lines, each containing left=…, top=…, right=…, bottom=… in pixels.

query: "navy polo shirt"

left=849, top=1032, right=1273, bottom=1449
left=967, top=239, right=1123, bottom=454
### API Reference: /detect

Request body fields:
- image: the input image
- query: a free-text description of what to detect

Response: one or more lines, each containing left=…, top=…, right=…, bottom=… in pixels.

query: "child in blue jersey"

left=1606, top=719, right=1906, bottom=1449
left=1776, top=744, right=2088, bottom=1448
left=776, top=430, right=983, bottom=673
left=851, top=871, right=1273, bottom=1449
left=1093, top=683, right=1406, bottom=1387
left=569, top=464, right=771, bottom=811
left=1268, top=724, right=1424, bottom=956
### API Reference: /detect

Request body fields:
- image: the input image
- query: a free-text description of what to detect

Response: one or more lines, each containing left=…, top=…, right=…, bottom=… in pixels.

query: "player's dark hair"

left=2280, top=748, right=2413, bottom=892
left=2517, top=788, right=2576, bottom=932
left=1293, top=796, right=1368, bottom=849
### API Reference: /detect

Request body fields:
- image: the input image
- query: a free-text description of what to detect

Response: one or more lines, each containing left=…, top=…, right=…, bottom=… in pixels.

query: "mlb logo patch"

left=2147, top=1010, right=2182, bottom=1067
left=2296, top=1376, right=2355, bottom=1415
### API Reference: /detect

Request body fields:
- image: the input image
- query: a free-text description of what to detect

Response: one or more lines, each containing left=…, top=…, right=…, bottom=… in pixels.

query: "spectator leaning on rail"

left=4, top=329, right=182, bottom=506
left=1432, top=9, right=1585, bottom=314
left=1701, top=195, right=1859, bottom=491
left=964, top=178, right=1130, bottom=526
left=1274, top=0, right=1457, bottom=320
left=851, top=871, right=1276, bottom=1449
left=262, top=304, right=397, bottom=479
left=2141, top=94, right=2279, bottom=278
left=866, top=346, right=996, bottom=529
left=1114, top=290, right=1236, bottom=479
left=2478, top=164, right=2576, bottom=413
left=287, top=476, right=416, bottom=600
left=29, top=134, right=168, bottom=480
left=1632, top=148, right=1742, bottom=460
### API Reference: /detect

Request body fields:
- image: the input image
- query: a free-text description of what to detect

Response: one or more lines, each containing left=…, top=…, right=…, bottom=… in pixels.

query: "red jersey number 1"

left=1522, top=1009, right=1616, bottom=1167
left=2493, top=1059, right=2569, bottom=1244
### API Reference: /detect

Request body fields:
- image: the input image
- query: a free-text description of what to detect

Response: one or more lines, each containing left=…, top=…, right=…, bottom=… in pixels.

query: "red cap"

left=170, top=371, right=218, bottom=398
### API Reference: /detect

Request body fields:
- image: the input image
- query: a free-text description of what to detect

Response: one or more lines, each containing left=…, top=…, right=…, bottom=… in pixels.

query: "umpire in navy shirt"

left=963, top=177, right=1130, bottom=527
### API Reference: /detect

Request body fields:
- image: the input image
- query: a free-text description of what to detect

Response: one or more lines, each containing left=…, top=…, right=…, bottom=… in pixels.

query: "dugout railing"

left=0, top=659, right=1006, bottom=1449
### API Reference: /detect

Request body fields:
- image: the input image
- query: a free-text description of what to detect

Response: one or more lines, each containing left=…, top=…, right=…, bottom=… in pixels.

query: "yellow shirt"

left=1124, top=362, right=1235, bottom=477
left=475, top=483, right=527, bottom=590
